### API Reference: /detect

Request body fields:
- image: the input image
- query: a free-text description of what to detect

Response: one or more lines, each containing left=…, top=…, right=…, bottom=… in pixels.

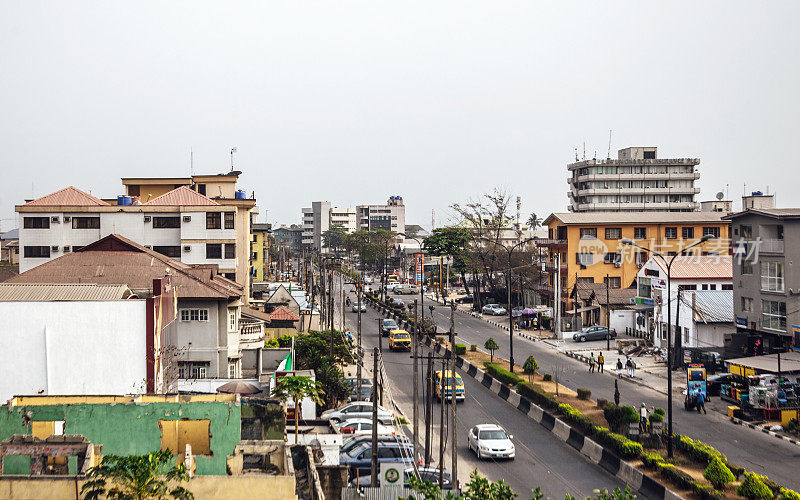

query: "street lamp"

left=480, top=237, right=536, bottom=373
left=621, top=234, right=715, bottom=458
left=397, top=233, right=427, bottom=329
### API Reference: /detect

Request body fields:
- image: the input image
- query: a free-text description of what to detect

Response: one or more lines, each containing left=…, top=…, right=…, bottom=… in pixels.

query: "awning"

left=628, top=304, right=655, bottom=312
left=567, top=306, right=600, bottom=314
left=725, top=351, right=800, bottom=375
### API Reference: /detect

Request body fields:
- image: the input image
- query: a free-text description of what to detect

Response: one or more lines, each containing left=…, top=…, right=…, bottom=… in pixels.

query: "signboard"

left=633, top=297, right=655, bottom=307
left=736, top=317, right=748, bottom=329
left=380, top=462, right=404, bottom=486
left=414, top=253, right=424, bottom=285
left=651, top=278, right=666, bottom=290
left=793, top=325, right=800, bottom=352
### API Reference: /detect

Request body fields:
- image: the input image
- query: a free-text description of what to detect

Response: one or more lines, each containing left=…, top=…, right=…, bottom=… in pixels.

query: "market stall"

left=722, top=352, right=800, bottom=423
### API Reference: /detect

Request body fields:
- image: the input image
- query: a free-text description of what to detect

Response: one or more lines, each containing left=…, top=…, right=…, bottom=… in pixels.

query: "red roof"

left=144, top=186, right=219, bottom=206
left=269, top=305, right=299, bottom=322
left=25, top=186, right=110, bottom=206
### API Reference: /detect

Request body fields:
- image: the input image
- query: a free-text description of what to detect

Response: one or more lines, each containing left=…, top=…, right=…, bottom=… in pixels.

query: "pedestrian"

left=630, top=359, right=636, bottom=378
left=625, top=358, right=633, bottom=377
left=695, top=388, right=707, bottom=414
left=639, top=403, right=649, bottom=433
left=616, top=358, right=623, bottom=378
left=589, top=353, right=595, bottom=373
left=597, top=352, right=605, bottom=373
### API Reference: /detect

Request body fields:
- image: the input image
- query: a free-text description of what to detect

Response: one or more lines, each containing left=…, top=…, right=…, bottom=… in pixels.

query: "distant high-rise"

left=301, top=196, right=405, bottom=251
left=567, top=146, right=700, bottom=212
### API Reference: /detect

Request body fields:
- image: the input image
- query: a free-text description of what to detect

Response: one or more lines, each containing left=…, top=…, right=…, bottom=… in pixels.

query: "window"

left=224, top=212, right=235, bottom=229
left=23, top=217, right=50, bottom=229
left=762, top=300, right=786, bottom=331
left=635, top=251, right=648, bottom=266
left=197, top=184, right=206, bottom=195
left=761, top=262, right=784, bottom=292
left=634, top=227, right=647, bottom=240
left=740, top=225, right=752, bottom=239
left=224, top=243, right=236, bottom=259
left=579, top=228, right=597, bottom=239
left=603, top=252, right=621, bottom=264
left=153, top=246, right=181, bottom=258
left=741, top=297, right=753, bottom=312
left=177, top=361, right=210, bottom=379
left=682, top=227, right=694, bottom=239
left=72, top=217, right=100, bottom=229
left=665, top=227, right=678, bottom=239
left=228, top=309, right=237, bottom=331
left=31, top=420, right=65, bottom=439
left=777, top=225, right=784, bottom=240
left=206, top=212, right=221, bottom=229
left=741, top=260, right=753, bottom=275
left=604, top=276, right=621, bottom=289
left=24, top=246, right=50, bottom=258
left=703, top=227, right=720, bottom=238
left=638, top=277, right=651, bottom=298
left=153, top=216, right=181, bottom=228
left=159, top=419, right=211, bottom=455
left=576, top=253, right=593, bottom=266
left=683, top=327, right=689, bottom=343
left=206, top=243, right=222, bottom=259
left=605, top=228, right=622, bottom=240
left=228, top=359, right=239, bottom=378
left=678, top=284, right=697, bottom=291
left=709, top=284, right=716, bottom=290
left=72, top=245, right=84, bottom=252
left=722, top=284, right=733, bottom=290
left=180, top=309, right=209, bottom=322
left=223, top=272, right=236, bottom=281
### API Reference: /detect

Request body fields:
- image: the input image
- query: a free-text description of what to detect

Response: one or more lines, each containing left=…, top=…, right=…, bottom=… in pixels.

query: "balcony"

left=535, top=239, right=567, bottom=249
left=760, top=239, right=785, bottom=254
left=574, top=172, right=700, bottom=183
left=240, top=318, right=265, bottom=347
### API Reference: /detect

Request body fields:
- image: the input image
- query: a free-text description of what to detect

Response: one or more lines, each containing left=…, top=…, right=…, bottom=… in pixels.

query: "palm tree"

left=81, top=450, right=192, bottom=500
left=272, top=375, right=324, bottom=443
left=526, top=213, right=541, bottom=229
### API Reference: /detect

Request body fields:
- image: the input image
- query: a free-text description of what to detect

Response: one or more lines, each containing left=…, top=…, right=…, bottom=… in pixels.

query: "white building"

left=567, top=146, right=701, bottom=213
left=302, top=196, right=406, bottom=251
left=633, top=255, right=734, bottom=349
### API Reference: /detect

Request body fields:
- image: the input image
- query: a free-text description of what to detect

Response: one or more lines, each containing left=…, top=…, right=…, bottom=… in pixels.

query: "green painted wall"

left=0, top=401, right=241, bottom=476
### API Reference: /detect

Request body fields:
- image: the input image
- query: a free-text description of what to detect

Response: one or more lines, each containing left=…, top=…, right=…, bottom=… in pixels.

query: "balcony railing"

left=535, top=239, right=567, bottom=248
left=240, top=318, right=265, bottom=344
left=760, top=239, right=785, bottom=254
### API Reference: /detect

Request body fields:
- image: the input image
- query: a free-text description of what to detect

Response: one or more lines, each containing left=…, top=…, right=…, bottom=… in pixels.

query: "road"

left=341, top=283, right=626, bottom=499
left=412, top=295, right=800, bottom=491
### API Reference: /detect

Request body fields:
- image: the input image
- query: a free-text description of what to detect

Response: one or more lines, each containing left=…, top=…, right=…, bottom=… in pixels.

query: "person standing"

left=625, top=358, right=633, bottom=377
left=597, top=352, right=605, bottom=373
left=695, top=388, right=707, bottom=414
left=639, top=403, right=649, bottom=433
left=589, top=353, right=596, bottom=373
left=616, top=358, right=623, bottom=378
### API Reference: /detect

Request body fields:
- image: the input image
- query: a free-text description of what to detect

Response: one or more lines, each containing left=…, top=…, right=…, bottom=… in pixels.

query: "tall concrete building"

left=567, top=146, right=700, bottom=212
left=301, top=196, right=405, bottom=251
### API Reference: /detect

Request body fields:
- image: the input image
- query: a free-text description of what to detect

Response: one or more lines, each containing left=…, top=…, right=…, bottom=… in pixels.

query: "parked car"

left=511, top=306, right=524, bottom=318
left=381, top=318, right=399, bottom=336
left=394, top=284, right=420, bottom=295
left=320, top=402, right=395, bottom=425
left=467, top=424, right=515, bottom=460
left=482, top=304, right=507, bottom=316
left=572, top=325, right=617, bottom=342
left=390, top=298, right=407, bottom=310
left=351, top=467, right=453, bottom=489
left=351, top=302, right=367, bottom=312
left=338, top=418, right=395, bottom=436
left=454, top=294, right=474, bottom=304
left=340, top=441, right=416, bottom=478
left=348, top=385, right=373, bottom=402
left=389, top=329, right=412, bottom=351
left=341, top=435, right=410, bottom=458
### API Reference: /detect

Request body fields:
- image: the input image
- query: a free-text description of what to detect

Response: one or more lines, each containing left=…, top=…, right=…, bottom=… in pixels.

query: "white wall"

left=609, top=309, right=635, bottom=334
left=0, top=301, right=147, bottom=402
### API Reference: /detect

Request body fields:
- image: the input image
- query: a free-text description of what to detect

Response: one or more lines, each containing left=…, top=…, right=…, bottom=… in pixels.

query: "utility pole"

left=377, top=318, right=383, bottom=354
left=424, top=353, right=433, bottom=467
left=606, top=273, right=611, bottom=351
left=674, top=287, right=683, bottom=367
left=356, top=273, right=363, bottom=402
left=438, top=354, right=446, bottom=488
left=554, top=252, right=561, bottom=338
left=412, top=299, right=419, bottom=477
left=371, top=347, right=379, bottom=486
left=449, top=301, right=457, bottom=489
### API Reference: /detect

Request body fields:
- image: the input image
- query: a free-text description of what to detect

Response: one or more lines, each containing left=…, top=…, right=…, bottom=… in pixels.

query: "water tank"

left=235, top=189, right=246, bottom=200
left=752, top=191, right=763, bottom=196
left=117, top=195, right=132, bottom=206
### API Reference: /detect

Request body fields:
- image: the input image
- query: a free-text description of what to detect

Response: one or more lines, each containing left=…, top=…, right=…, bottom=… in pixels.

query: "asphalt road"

left=413, top=296, right=800, bottom=491
left=342, top=285, right=626, bottom=499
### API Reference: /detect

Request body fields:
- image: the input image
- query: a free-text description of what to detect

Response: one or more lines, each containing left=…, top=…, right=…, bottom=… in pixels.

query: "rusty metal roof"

left=652, top=255, right=732, bottom=279
left=0, top=283, right=134, bottom=301
left=144, top=186, right=219, bottom=206
left=24, top=186, right=110, bottom=206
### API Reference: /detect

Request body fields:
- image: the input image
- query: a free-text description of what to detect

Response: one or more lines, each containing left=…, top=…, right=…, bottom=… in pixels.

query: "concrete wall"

left=0, top=301, right=147, bottom=402
left=166, top=299, right=230, bottom=378
left=0, top=400, right=241, bottom=475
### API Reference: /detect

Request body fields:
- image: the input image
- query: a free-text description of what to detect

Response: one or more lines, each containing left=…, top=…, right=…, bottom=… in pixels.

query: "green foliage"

left=582, top=486, right=636, bottom=500
left=558, top=403, right=596, bottom=435
left=522, top=356, right=539, bottom=382
left=576, top=388, right=591, bottom=400
left=271, top=376, right=324, bottom=441
left=648, top=412, right=663, bottom=424
left=602, top=404, right=637, bottom=433
left=264, top=338, right=279, bottom=348
left=404, top=469, right=516, bottom=500
left=737, top=473, right=774, bottom=500
left=779, top=488, right=800, bottom=500
left=455, top=343, right=467, bottom=355
left=526, top=213, right=542, bottom=230
left=703, top=457, right=735, bottom=490
left=653, top=407, right=665, bottom=416
left=484, top=362, right=524, bottom=386
left=542, top=373, right=552, bottom=382
left=470, top=344, right=478, bottom=352
left=322, top=226, right=348, bottom=254
left=656, top=462, right=696, bottom=491
left=422, top=227, right=472, bottom=275
left=593, top=427, right=642, bottom=459
left=640, top=452, right=664, bottom=469
left=484, top=337, right=500, bottom=362
left=677, top=435, right=726, bottom=466
left=81, top=451, right=192, bottom=500
left=695, top=484, right=726, bottom=500
left=517, top=382, right=559, bottom=411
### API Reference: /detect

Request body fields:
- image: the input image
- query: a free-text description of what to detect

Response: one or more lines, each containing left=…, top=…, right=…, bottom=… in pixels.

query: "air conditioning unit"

left=63, top=246, right=71, bottom=252
left=63, top=216, right=71, bottom=223
left=51, top=216, right=60, bottom=223
left=144, top=216, right=151, bottom=223
left=614, top=262, right=622, bottom=268
left=51, top=245, right=59, bottom=252
left=183, top=216, right=192, bottom=223
left=183, top=245, right=191, bottom=252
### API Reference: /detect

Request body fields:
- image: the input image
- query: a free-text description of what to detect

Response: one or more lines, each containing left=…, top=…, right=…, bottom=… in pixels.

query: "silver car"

left=482, top=304, right=507, bottom=316
left=320, top=402, right=395, bottom=425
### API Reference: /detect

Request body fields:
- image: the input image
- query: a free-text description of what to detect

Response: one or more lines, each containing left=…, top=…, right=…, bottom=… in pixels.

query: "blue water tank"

left=752, top=191, right=763, bottom=196
left=235, top=189, right=246, bottom=200
left=117, top=195, right=132, bottom=206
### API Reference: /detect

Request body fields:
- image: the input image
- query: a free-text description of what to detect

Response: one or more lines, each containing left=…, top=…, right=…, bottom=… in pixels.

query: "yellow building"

left=538, top=212, right=731, bottom=312
left=251, top=223, right=271, bottom=282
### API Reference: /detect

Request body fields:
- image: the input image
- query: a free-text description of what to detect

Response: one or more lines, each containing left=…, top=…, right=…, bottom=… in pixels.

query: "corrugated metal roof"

left=653, top=255, right=732, bottom=279
left=690, top=290, right=734, bottom=323
left=0, top=283, right=134, bottom=301
left=144, top=186, right=219, bottom=206
left=546, top=211, right=726, bottom=225
left=1, top=229, right=18, bottom=240
left=24, top=186, right=110, bottom=206
left=724, top=208, right=800, bottom=220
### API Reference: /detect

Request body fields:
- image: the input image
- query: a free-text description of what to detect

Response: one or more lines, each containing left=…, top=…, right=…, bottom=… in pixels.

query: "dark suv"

left=340, top=441, right=416, bottom=478
left=381, top=318, right=399, bottom=336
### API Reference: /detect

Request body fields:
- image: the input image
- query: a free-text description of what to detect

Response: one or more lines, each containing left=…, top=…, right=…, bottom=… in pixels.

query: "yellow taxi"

left=434, top=370, right=465, bottom=402
left=388, top=329, right=412, bottom=352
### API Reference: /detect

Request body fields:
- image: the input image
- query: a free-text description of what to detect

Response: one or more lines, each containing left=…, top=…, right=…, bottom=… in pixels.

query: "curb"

left=562, top=351, right=669, bottom=397
left=729, top=416, right=800, bottom=447
left=416, top=335, right=681, bottom=500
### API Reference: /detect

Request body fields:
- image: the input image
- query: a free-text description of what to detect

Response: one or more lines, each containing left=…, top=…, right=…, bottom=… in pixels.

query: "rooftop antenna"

left=516, top=196, right=521, bottom=233
left=726, top=183, right=729, bottom=200
left=607, top=130, right=612, bottom=159
left=574, top=148, right=579, bottom=161
left=190, top=149, right=194, bottom=176
left=582, top=142, right=586, bottom=160
left=431, top=209, right=435, bottom=231
left=230, top=147, right=237, bottom=172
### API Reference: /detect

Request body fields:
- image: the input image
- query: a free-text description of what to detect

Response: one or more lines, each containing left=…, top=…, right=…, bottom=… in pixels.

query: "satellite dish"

left=715, top=192, right=724, bottom=201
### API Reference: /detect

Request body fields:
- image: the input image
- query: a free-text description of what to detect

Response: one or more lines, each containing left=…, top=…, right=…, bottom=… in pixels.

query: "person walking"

left=589, top=353, right=596, bottom=373
left=616, top=358, right=623, bottom=378
left=597, top=352, right=605, bottom=373
left=695, top=388, right=707, bottom=414
left=625, top=358, right=633, bottom=377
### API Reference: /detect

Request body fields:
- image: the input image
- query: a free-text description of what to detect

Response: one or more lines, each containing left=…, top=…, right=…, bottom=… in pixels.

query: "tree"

left=522, top=355, right=539, bottom=382
left=81, top=451, right=192, bottom=500
left=703, top=456, right=735, bottom=490
left=405, top=469, right=515, bottom=500
left=484, top=337, right=500, bottom=364
left=526, top=213, right=541, bottom=229
left=322, top=226, right=348, bottom=256
left=271, top=375, right=324, bottom=443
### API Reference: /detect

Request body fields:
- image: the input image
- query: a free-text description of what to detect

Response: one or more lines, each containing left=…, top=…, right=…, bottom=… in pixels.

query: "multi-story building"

left=537, top=212, right=731, bottom=326
left=725, top=207, right=800, bottom=355
left=357, top=196, right=406, bottom=234
left=15, top=173, right=257, bottom=294
left=1, top=228, right=19, bottom=265
left=251, top=222, right=271, bottom=282
left=567, top=146, right=700, bottom=213
left=302, top=196, right=405, bottom=251
left=273, top=225, right=304, bottom=252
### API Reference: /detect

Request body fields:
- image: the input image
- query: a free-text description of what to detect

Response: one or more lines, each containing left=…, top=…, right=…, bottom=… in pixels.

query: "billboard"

left=414, top=253, right=424, bottom=284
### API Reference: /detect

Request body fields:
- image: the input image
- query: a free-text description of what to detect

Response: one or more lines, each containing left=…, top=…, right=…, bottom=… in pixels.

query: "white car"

left=320, top=402, right=395, bottom=426
left=482, top=304, right=507, bottom=316
left=467, top=424, right=515, bottom=460
left=351, top=302, right=367, bottom=312
left=338, top=418, right=395, bottom=436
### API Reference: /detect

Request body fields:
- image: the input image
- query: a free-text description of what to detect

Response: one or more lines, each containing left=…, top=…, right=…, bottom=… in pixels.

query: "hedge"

left=483, top=362, right=524, bottom=386
left=676, top=435, right=743, bottom=477
left=517, top=381, right=559, bottom=411
left=603, top=404, right=639, bottom=433
left=780, top=488, right=800, bottom=500
left=656, top=462, right=696, bottom=491
left=454, top=343, right=467, bottom=355
left=576, top=388, right=591, bottom=400
left=737, top=473, right=774, bottom=500
left=640, top=452, right=664, bottom=469
left=558, top=403, right=596, bottom=435
left=542, top=373, right=552, bottom=381
left=469, top=344, right=477, bottom=352
left=593, top=427, right=643, bottom=459
left=703, top=456, right=735, bottom=490
left=648, top=412, right=664, bottom=424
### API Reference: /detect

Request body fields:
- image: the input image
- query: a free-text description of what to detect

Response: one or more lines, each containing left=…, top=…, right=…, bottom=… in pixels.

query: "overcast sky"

left=2, top=1, right=799, bottom=232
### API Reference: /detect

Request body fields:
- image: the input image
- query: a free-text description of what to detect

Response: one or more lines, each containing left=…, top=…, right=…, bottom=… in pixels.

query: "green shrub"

left=596, top=398, right=608, bottom=408
left=483, top=363, right=523, bottom=386
left=656, top=462, right=695, bottom=491
left=576, top=388, right=591, bottom=400
left=454, top=344, right=467, bottom=355
left=779, top=488, right=800, bottom=500
left=654, top=407, right=665, bottom=416
left=703, top=457, right=735, bottom=490
left=677, top=435, right=727, bottom=465
left=648, top=412, right=663, bottom=424
left=603, top=404, right=637, bottom=433
left=517, top=382, right=559, bottom=411
left=640, top=452, right=664, bottom=469
left=621, top=405, right=639, bottom=424
left=737, top=473, right=774, bottom=500
left=484, top=337, right=500, bottom=362
left=594, top=427, right=643, bottom=459
left=522, top=355, right=540, bottom=380
left=695, top=484, right=726, bottom=500
left=558, top=403, right=596, bottom=435
left=469, top=344, right=477, bottom=352
left=760, top=474, right=783, bottom=497
left=264, top=338, right=279, bottom=348
left=543, top=373, right=552, bottom=381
